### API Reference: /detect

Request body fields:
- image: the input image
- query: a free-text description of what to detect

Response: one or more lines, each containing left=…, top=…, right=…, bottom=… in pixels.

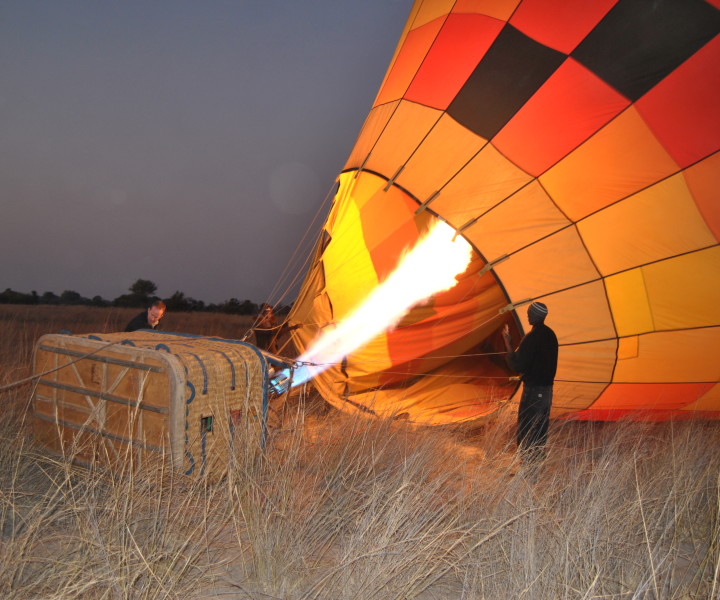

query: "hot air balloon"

left=287, top=0, right=720, bottom=425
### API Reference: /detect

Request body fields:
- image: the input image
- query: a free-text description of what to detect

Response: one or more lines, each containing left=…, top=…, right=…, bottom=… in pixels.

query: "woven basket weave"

left=32, top=330, right=269, bottom=476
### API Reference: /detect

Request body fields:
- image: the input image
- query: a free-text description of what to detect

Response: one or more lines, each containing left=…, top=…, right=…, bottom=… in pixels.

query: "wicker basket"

left=32, top=330, right=271, bottom=476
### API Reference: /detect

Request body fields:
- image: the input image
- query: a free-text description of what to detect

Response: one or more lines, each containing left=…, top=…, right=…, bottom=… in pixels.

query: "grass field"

left=0, top=305, right=718, bottom=599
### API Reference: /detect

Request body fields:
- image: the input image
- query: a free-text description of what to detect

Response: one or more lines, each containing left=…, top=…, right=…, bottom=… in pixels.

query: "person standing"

left=501, top=301, right=558, bottom=463
left=254, top=304, right=279, bottom=352
left=124, top=300, right=166, bottom=332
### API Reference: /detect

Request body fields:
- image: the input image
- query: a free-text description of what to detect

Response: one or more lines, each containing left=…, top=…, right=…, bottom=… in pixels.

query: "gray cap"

left=528, top=301, right=548, bottom=322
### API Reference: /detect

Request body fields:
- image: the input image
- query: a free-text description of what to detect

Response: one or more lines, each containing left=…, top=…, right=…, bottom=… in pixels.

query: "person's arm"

left=502, top=324, right=533, bottom=374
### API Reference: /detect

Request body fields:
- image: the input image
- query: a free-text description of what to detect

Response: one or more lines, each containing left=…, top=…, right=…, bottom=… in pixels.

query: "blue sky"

left=0, top=0, right=412, bottom=304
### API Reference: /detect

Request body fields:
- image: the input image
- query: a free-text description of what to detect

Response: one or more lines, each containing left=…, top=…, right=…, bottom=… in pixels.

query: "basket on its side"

left=32, top=330, right=270, bottom=476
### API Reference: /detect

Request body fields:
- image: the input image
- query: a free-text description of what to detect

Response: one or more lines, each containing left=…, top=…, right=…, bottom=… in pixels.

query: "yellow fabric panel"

left=552, top=382, right=610, bottom=417
left=430, top=142, right=530, bottom=229
left=395, top=113, right=486, bottom=206
left=556, top=339, right=616, bottom=385
left=614, top=328, right=720, bottom=383
left=608, top=248, right=720, bottom=337
left=365, top=101, right=442, bottom=186
left=322, top=194, right=379, bottom=317
left=578, top=173, right=716, bottom=275
left=643, top=247, right=720, bottom=331
left=344, top=102, right=399, bottom=172
left=605, top=269, right=654, bottom=337
left=682, top=383, right=720, bottom=412
left=684, top=153, right=720, bottom=242
left=522, top=281, right=615, bottom=345
left=492, top=227, right=599, bottom=301
left=540, top=107, right=679, bottom=221
left=463, top=179, right=569, bottom=262
left=413, top=0, right=455, bottom=28
left=453, top=0, right=520, bottom=20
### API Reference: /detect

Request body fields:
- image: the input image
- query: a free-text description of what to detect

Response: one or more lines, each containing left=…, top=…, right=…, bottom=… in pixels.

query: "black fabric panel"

left=447, top=24, right=566, bottom=140
left=572, top=0, right=720, bottom=102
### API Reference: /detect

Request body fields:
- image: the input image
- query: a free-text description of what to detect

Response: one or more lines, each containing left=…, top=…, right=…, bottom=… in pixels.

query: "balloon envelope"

left=289, top=0, right=720, bottom=424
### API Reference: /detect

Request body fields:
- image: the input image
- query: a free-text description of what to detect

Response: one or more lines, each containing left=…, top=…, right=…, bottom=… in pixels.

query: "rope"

left=0, top=339, right=120, bottom=393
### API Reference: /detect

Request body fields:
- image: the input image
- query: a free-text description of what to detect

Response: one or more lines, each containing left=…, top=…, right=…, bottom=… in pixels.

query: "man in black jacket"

left=124, top=300, right=166, bottom=332
left=502, top=301, right=558, bottom=462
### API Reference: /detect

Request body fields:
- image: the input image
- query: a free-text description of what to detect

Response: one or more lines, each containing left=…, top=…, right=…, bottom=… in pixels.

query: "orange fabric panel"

left=405, top=13, right=503, bottom=110
left=635, top=35, right=720, bottom=168
left=493, top=58, right=629, bottom=176
left=463, top=179, right=568, bottom=261
left=578, top=172, right=717, bottom=275
left=551, top=382, right=610, bottom=417
left=412, top=0, right=456, bottom=28
left=453, top=0, right=520, bottom=20
left=362, top=190, right=431, bottom=281
left=344, top=102, right=399, bottom=172
left=395, top=113, right=486, bottom=205
left=540, top=107, right=680, bottom=221
left=614, top=328, right=720, bottom=383
left=588, top=383, right=715, bottom=412
left=492, top=227, right=600, bottom=301
left=509, top=0, right=617, bottom=53
left=556, top=339, right=616, bottom=387
left=375, top=17, right=445, bottom=106
left=526, top=281, right=616, bottom=345
left=364, top=101, right=442, bottom=185
left=684, top=153, right=720, bottom=242
left=430, top=142, right=529, bottom=229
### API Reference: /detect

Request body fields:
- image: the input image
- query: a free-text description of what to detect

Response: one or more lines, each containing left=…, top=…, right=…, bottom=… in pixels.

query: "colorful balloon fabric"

left=289, top=0, right=720, bottom=424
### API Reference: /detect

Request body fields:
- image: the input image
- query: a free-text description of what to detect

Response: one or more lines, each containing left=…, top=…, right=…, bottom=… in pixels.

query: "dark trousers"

left=517, top=385, right=553, bottom=460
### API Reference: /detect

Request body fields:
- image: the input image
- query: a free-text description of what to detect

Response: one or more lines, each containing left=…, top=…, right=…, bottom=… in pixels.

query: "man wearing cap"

left=502, top=301, right=558, bottom=463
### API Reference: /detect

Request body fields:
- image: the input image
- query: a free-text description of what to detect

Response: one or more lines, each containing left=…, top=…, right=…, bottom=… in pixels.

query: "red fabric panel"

left=635, top=35, right=720, bottom=168
left=591, top=382, right=714, bottom=411
left=510, top=0, right=618, bottom=53
left=493, top=58, right=629, bottom=176
left=405, top=13, right=503, bottom=110
left=568, top=409, right=720, bottom=421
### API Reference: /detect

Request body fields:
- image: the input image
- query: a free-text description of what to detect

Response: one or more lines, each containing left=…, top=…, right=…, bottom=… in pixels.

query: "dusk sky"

left=1, top=1, right=412, bottom=305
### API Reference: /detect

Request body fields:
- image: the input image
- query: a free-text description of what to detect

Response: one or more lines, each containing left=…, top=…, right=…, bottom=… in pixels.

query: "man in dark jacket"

left=502, top=301, right=558, bottom=462
left=124, top=300, right=166, bottom=332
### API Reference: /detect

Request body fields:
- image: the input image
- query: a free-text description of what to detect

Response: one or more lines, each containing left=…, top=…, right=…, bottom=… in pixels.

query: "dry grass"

left=1, top=306, right=718, bottom=599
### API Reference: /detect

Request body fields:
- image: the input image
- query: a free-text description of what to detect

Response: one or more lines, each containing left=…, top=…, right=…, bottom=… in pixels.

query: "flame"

left=285, top=221, right=473, bottom=389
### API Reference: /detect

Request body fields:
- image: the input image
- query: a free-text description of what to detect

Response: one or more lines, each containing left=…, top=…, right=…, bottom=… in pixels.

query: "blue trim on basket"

left=189, top=354, right=208, bottom=394
left=213, top=350, right=236, bottom=390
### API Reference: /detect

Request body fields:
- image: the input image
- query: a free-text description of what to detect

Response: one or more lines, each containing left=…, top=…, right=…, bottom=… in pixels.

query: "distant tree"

left=220, top=298, right=258, bottom=315
left=114, top=279, right=159, bottom=308
left=41, top=291, right=60, bottom=305
left=60, top=290, right=84, bottom=305
left=91, top=295, right=109, bottom=307
left=164, top=291, right=191, bottom=312
left=129, top=279, right=157, bottom=297
left=0, top=288, right=34, bottom=304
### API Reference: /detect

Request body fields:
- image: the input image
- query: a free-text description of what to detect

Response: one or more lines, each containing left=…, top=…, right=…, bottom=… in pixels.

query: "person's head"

left=263, top=305, right=273, bottom=314
left=147, top=300, right=166, bottom=326
left=527, top=301, right=548, bottom=326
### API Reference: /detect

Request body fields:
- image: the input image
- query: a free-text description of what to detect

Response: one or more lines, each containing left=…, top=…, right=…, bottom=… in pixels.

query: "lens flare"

left=275, top=221, right=473, bottom=392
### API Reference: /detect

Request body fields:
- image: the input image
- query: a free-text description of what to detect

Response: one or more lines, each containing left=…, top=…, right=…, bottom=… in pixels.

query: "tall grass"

left=1, top=306, right=718, bottom=599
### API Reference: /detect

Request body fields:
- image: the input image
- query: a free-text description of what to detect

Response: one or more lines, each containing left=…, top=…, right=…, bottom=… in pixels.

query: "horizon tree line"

left=0, top=279, right=289, bottom=316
